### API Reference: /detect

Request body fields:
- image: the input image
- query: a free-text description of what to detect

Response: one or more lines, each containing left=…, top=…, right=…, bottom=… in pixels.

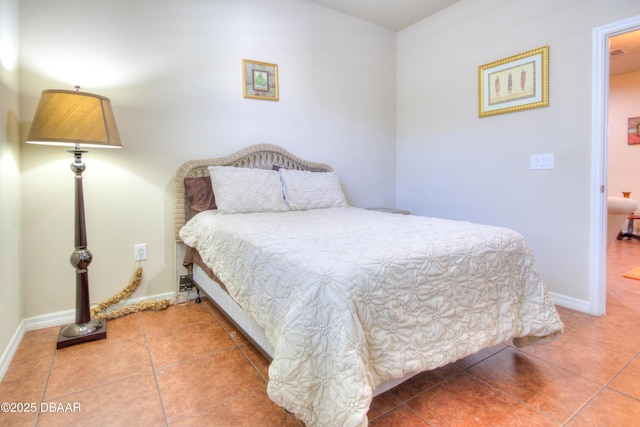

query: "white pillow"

left=207, top=166, right=288, bottom=214
left=279, top=169, right=348, bottom=210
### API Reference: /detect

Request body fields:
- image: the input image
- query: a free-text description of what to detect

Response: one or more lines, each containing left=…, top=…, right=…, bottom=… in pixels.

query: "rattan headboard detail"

left=174, top=144, right=333, bottom=240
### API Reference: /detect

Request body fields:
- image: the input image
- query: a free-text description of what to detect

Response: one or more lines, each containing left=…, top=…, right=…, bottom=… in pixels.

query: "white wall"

left=397, top=0, right=640, bottom=304
left=0, top=0, right=22, bottom=376
left=18, top=0, right=397, bottom=318
left=16, top=0, right=640, bottom=326
left=609, top=70, right=640, bottom=200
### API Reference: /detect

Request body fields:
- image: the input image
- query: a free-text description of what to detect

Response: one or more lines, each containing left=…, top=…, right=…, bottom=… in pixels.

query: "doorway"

left=591, top=15, right=640, bottom=315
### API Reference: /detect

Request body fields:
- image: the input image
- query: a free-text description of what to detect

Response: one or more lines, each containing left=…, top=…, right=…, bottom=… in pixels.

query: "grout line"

left=560, top=385, right=604, bottom=426
left=238, top=344, right=268, bottom=383
left=405, top=403, right=438, bottom=427
left=139, top=312, right=170, bottom=426
left=34, top=334, right=59, bottom=426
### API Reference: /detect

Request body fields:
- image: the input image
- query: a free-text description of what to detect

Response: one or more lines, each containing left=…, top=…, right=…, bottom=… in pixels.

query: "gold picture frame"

left=242, top=59, right=279, bottom=101
left=478, top=46, right=549, bottom=117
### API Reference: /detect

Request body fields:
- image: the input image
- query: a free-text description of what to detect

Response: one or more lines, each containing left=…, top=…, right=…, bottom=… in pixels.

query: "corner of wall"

left=0, top=0, right=24, bottom=376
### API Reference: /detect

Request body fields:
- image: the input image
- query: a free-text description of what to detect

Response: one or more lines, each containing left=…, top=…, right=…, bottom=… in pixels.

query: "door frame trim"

left=590, top=15, right=640, bottom=315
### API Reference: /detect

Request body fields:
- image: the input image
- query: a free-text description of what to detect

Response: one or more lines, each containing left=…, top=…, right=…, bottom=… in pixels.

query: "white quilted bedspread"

left=179, top=207, right=563, bottom=427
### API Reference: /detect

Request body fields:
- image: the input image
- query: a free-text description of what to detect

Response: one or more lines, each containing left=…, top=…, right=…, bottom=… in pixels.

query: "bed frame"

left=174, top=144, right=418, bottom=396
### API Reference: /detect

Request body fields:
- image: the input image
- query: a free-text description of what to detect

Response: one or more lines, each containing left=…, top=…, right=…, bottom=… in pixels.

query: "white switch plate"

left=134, top=243, right=147, bottom=261
left=530, top=153, right=554, bottom=170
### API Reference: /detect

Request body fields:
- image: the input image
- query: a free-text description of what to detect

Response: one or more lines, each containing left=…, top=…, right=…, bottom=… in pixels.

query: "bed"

left=174, top=144, right=563, bottom=427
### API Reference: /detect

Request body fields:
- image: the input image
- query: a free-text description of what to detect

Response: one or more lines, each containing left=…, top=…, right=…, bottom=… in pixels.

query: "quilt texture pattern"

left=179, top=207, right=563, bottom=426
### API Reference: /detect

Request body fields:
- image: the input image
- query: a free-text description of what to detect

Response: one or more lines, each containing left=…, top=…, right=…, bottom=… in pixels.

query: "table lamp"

left=26, top=87, right=122, bottom=349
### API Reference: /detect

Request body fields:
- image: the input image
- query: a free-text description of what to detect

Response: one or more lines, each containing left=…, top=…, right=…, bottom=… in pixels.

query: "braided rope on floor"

left=91, top=266, right=175, bottom=320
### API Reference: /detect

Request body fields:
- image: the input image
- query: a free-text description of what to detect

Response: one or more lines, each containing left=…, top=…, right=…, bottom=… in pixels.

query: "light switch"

left=530, top=153, right=554, bottom=170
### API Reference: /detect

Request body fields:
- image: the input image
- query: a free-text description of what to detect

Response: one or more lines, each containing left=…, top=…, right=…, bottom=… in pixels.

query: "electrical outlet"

left=179, top=275, right=194, bottom=292
left=134, top=243, right=147, bottom=261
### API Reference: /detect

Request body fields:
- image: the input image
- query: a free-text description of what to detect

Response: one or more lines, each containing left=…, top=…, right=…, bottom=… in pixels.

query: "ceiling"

left=610, top=29, right=640, bottom=76
left=307, top=0, right=460, bottom=32
left=306, top=0, right=640, bottom=75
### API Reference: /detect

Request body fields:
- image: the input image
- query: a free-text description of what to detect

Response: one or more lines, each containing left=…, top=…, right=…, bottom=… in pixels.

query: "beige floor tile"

left=140, top=300, right=217, bottom=337
left=389, top=363, right=463, bottom=402
left=567, top=387, right=640, bottom=426
left=156, top=347, right=264, bottom=423
left=45, top=335, right=152, bottom=399
left=102, top=312, right=144, bottom=341
left=204, top=300, right=251, bottom=346
left=369, top=404, right=430, bottom=426
left=468, top=347, right=601, bottom=423
left=516, top=322, right=635, bottom=385
left=454, top=343, right=508, bottom=370
left=37, top=373, right=164, bottom=427
left=368, top=391, right=402, bottom=422
left=0, top=409, right=39, bottom=427
left=406, top=372, right=558, bottom=426
left=146, top=320, right=235, bottom=368
left=608, top=356, right=640, bottom=400
left=238, top=342, right=271, bottom=382
left=170, top=389, right=298, bottom=427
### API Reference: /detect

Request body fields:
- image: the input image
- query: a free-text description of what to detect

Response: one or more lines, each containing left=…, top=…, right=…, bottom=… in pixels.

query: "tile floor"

left=2, top=238, right=640, bottom=426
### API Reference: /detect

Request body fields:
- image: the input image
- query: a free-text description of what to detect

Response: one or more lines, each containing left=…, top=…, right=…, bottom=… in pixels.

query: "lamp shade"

left=26, top=89, right=122, bottom=148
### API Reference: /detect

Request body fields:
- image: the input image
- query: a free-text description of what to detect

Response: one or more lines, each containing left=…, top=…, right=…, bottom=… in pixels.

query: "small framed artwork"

left=629, top=117, right=640, bottom=145
left=478, top=46, right=549, bottom=117
left=242, top=59, right=279, bottom=101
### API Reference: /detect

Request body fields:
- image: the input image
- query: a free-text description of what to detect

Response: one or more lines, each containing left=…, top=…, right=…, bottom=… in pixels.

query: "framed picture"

left=478, top=46, right=549, bottom=117
left=242, top=59, right=279, bottom=101
left=629, top=117, right=640, bottom=145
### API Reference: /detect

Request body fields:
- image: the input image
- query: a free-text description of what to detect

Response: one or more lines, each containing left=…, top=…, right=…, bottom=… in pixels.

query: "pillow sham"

left=278, top=169, right=348, bottom=210
left=207, top=166, right=288, bottom=214
left=184, top=176, right=216, bottom=212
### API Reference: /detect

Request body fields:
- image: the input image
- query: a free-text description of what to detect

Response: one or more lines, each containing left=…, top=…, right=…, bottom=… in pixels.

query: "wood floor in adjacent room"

left=2, top=238, right=640, bottom=426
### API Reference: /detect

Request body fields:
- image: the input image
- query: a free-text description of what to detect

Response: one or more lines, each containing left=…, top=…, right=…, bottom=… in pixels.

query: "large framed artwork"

left=478, top=46, right=549, bottom=117
left=242, top=59, right=279, bottom=101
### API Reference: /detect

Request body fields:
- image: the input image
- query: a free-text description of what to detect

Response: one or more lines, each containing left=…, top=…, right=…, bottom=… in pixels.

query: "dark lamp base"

left=56, top=319, right=107, bottom=349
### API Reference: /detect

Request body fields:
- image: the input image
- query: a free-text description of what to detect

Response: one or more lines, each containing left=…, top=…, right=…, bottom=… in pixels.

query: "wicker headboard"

left=174, top=144, right=333, bottom=240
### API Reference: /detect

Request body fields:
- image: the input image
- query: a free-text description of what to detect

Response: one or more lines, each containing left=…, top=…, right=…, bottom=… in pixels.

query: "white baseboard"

left=0, top=322, right=26, bottom=383
left=0, top=292, right=176, bottom=382
left=549, top=291, right=591, bottom=314
left=23, top=292, right=176, bottom=331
